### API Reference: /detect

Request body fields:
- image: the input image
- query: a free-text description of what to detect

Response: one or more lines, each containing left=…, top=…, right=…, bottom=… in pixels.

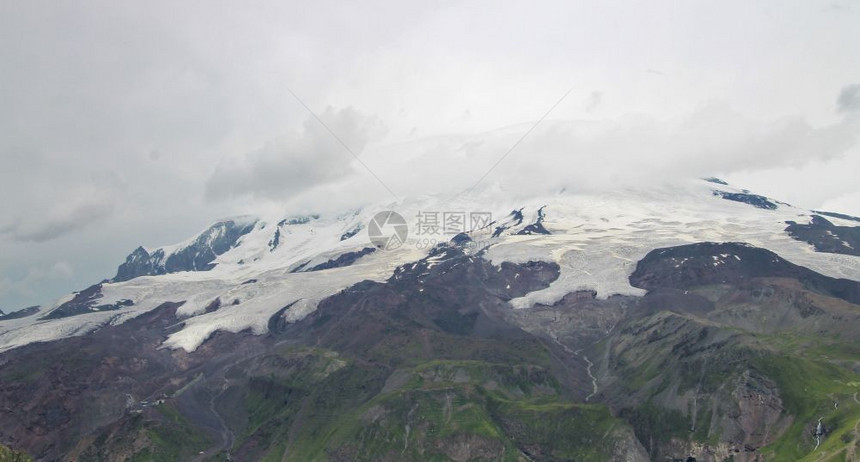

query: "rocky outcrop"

left=40, top=284, right=133, bottom=320
left=339, top=224, right=363, bottom=241
left=812, top=210, right=860, bottom=223
left=713, top=190, right=778, bottom=210
left=630, top=242, right=860, bottom=304
left=786, top=215, right=860, bottom=256
left=516, top=205, right=551, bottom=235
left=0, top=306, right=39, bottom=321
left=113, top=219, right=257, bottom=282
left=304, top=247, right=376, bottom=272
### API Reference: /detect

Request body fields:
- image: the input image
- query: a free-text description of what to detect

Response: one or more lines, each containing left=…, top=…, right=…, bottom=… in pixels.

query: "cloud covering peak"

left=205, top=107, right=385, bottom=202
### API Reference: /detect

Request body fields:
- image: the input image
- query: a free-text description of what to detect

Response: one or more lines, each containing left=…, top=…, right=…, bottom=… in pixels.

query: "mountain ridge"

left=1, top=177, right=859, bottom=461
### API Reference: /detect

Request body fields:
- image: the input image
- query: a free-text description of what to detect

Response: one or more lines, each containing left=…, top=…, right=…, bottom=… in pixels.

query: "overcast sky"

left=1, top=0, right=859, bottom=311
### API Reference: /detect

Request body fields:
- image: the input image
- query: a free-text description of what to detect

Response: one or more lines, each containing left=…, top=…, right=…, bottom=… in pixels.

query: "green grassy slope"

left=0, top=444, right=32, bottom=462
left=230, top=348, right=630, bottom=462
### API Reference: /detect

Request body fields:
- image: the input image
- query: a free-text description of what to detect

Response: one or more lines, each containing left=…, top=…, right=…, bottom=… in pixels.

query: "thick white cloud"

left=205, top=107, right=385, bottom=202
left=347, top=105, right=859, bottom=202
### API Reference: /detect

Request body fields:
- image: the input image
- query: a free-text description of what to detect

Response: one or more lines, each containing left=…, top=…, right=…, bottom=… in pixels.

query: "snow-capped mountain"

left=2, top=177, right=860, bottom=462
left=112, top=217, right=259, bottom=282
left=1, top=178, right=859, bottom=354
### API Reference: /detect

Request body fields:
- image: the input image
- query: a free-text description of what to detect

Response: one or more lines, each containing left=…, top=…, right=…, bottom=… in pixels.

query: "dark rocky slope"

left=0, top=306, right=39, bottom=321
left=786, top=215, right=860, bottom=257
left=113, top=219, right=257, bottom=282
